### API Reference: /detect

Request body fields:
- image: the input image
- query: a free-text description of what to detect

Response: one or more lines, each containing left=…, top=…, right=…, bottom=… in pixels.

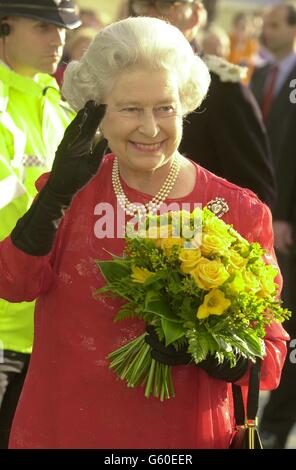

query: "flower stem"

left=145, top=358, right=156, bottom=398
left=109, top=334, right=175, bottom=401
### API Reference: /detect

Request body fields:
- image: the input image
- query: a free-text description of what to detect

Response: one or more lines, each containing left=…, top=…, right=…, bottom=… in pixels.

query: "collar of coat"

left=0, top=61, right=61, bottom=113
left=203, top=54, right=247, bottom=83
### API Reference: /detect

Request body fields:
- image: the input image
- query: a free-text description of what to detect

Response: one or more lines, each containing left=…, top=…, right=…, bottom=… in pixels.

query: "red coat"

left=0, top=155, right=288, bottom=448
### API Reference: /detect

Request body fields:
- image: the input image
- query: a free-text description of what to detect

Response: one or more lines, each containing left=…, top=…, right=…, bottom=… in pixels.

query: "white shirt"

left=264, top=52, right=296, bottom=97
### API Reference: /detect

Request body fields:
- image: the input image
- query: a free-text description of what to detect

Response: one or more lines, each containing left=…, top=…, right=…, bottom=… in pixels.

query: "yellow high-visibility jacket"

left=0, top=63, right=75, bottom=353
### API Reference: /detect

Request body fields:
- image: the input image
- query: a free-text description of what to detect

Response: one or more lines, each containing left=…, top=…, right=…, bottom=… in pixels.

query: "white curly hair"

left=62, top=16, right=210, bottom=116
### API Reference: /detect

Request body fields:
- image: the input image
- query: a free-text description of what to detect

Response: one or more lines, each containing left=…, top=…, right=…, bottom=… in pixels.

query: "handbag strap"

left=232, top=358, right=261, bottom=425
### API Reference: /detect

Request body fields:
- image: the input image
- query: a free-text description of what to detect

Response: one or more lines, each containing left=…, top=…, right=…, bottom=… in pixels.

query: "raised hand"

left=11, top=101, right=108, bottom=256
left=47, top=100, right=107, bottom=196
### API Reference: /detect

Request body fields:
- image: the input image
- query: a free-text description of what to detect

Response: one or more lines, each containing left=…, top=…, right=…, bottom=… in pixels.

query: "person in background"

left=250, top=3, right=296, bottom=449
left=54, top=7, right=103, bottom=89
left=201, top=25, right=230, bottom=58
left=250, top=10, right=273, bottom=68
left=66, top=27, right=97, bottom=61
left=202, top=0, right=218, bottom=27
left=0, top=0, right=80, bottom=448
left=228, top=12, right=260, bottom=83
left=79, top=8, right=104, bottom=30
left=0, top=16, right=288, bottom=449
left=54, top=27, right=97, bottom=88
left=127, top=0, right=276, bottom=210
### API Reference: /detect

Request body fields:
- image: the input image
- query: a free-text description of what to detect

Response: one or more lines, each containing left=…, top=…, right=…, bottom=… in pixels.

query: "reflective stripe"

left=0, top=111, right=26, bottom=168
left=0, top=174, right=26, bottom=210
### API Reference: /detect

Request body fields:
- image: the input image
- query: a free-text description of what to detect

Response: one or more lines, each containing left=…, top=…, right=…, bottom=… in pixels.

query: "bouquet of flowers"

left=96, top=208, right=290, bottom=401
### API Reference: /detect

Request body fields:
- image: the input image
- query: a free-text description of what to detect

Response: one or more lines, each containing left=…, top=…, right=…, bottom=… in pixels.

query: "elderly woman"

left=0, top=17, right=288, bottom=449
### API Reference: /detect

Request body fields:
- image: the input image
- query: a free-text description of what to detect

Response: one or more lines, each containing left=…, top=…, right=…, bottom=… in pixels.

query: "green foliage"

left=95, top=208, right=291, bottom=400
left=96, top=259, right=131, bottom=283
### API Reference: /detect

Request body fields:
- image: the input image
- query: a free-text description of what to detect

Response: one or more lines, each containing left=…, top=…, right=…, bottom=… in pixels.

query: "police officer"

left=0, top=0, right=80, bottom=448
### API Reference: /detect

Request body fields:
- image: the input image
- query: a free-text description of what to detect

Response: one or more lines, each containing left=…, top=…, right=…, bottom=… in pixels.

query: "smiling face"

left=100, top=66, right=183, bottom=175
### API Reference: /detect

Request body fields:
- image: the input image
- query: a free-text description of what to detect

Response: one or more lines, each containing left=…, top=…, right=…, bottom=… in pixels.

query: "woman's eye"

left=155, top=106, right=177, bottom=116
left=158, top=106, right=175, bottom=113
left=122, top=107, right=140, bottom=113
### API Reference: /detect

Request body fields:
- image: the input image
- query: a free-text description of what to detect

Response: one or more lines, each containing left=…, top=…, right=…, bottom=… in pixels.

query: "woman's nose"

left=138, top=110, right=159, bottom=137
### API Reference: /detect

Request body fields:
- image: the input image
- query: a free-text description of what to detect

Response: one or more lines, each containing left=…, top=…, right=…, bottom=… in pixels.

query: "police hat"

left=0, top=0, right=81, bottom=30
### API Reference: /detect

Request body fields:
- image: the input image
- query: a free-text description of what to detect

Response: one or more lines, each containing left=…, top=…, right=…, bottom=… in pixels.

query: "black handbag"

left=229, top=358, right=263, bottom=449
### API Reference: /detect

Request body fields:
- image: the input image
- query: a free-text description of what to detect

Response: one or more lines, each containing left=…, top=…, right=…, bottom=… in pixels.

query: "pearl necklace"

left=112, top=154, right=182, bottom=217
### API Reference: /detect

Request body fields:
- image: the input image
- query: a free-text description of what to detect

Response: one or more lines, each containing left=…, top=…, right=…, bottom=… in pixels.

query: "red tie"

left=261, top=64, right=278, bottom=121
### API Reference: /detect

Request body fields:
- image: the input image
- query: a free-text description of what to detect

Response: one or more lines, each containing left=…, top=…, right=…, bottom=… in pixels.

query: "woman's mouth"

left=130, top=141, right=164, bottom=153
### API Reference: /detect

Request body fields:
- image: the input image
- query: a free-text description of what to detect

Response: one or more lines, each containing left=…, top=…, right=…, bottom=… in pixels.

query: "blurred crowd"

left=53, top=2, right=285, bottom=87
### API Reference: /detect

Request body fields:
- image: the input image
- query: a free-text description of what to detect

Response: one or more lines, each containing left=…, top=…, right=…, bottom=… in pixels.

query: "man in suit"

left=127, top=0, right=276, bottom=209
left=250, top=3, right=296, bottom=449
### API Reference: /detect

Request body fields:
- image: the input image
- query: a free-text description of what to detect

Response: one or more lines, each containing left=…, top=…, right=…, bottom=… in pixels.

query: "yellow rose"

left=258, top=265, right=277, bottom=296
left=179, top=248, right=202, bottom=274
left=159, top=236, right=184, bottom=254
left=197, top=289, right=231, bottom=319
left=242, top=269, right=261, bottom=293
left=227, top=250, right=248, bottom=272
left=131, top=266, right=153, bottom=284
left=170, top=210, right=201, bottom=240
left=146, top=224, right=173, bottom=240
left=191, top=258, right=230, bottom=290
left=203, top=216, right=232, bottom=239
left=232, top=241, right=250, bottom=257
left=201, top=233, right=231, bottom=256
left=225, top=272, right=245, bottom=294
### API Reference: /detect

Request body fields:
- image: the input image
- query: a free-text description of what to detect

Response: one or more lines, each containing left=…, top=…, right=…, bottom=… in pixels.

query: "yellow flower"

left=226, top=272, right=245, bottom=294
left=145, top=224, right=174, bottom=247
left=191, top=258, right=230, bottom=290
left=227, top=250, right=248, bottom=272
left=131, top=266, right=153, bottom=283
left=179, top=248, right=202, bottom=274
left=197, top=289, right=231, bottom=319
left=203, top=216, right=232, bottom=239
left=258, top=265, right=277, bottom=296
left=201, top=233, right=231, bottom=256
left=232, top=240, right=250, bottom=257
left=242, top=269, right=261, bottom=293
left=146, top=224, right=172, bottom=239
left=159, top=236, right=184, bottom=254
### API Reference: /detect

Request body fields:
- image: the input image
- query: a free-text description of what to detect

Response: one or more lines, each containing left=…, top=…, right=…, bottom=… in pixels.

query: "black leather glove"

left=46, top=100, right=107, bottom=196
left=198, top=354, right=248, bottom=382
left=11, top=101, right=107, bottom=256
left=145, top=326, right=248, bottom=382
left=145, top=325, right=191, bottom=366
